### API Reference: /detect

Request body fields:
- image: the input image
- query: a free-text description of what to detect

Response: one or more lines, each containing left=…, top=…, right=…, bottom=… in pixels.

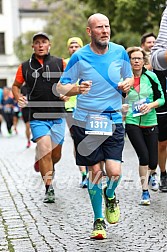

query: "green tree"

left=13, top=31, right=35, bottom=62
left=80, top=0, right=167, bottom=47
left=44, top=0, right=89, bottom=58
left=14, top=0, right=167, bottom=61
left=14, top=0, right=89, bottom=61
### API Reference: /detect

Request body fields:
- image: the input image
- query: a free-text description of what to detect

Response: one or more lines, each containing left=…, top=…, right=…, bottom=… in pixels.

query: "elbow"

left=161, top=96, right=165, bottom=106
left=56, top=82, right=62, bottom=94
left=158, top=99, right=165, bottom=107
left=56, top=82, right=68, bottom=96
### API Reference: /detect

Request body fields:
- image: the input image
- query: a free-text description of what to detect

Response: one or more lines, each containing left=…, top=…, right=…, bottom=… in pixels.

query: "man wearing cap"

left=65, top=37, right=88, bottom=188
left=12, top=32, right=67, bottom=203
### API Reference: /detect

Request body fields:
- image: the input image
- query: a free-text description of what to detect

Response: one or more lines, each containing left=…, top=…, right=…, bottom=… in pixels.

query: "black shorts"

left=13, top=111, right=20, bottom=118
left=157, top=113, right=167, bottom=142
left=72, top=120, right=124, bottom=166
left=22, top=107, right=30, bottom=123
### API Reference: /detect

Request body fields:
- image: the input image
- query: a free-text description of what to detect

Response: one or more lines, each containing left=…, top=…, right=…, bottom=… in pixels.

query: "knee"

left=149, top=161, right=157, bottom=170
left=139, top=155, right=149, bottom=166
left=42, top=151, right=52, bottom=161
left=107, top=168, right=121, bottom=179
left=159, top=141, right=167, bottom=151
left=91, top=169, right=102, bottom=177
left=89, top=168, right=102, bottom=182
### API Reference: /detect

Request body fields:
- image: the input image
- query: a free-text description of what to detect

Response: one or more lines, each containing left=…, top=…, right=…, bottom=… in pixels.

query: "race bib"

left=85, top=114, right=113, bottom=135
left=132, top=97, right=150, bottom=117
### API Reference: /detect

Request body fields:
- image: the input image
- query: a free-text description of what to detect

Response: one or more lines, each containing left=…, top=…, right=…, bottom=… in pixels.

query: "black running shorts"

left=72, top=120, right=124, bottom=166
left=157, top=113, right=167, bottom=142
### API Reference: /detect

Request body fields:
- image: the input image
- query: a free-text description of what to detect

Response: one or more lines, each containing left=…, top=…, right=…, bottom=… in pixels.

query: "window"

left=0, top=79, right=7, bottom=88
left=0, top=33, right=5, bottom=54
left=0, top=0, right=2, bottom=14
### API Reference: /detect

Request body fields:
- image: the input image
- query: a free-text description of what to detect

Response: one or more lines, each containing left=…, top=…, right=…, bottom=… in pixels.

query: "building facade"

left=0, top=0, right=48, bottom=87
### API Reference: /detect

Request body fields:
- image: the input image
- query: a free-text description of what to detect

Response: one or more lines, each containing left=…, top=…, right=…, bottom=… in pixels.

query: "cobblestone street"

left=0, top=120, right=167, bottom=252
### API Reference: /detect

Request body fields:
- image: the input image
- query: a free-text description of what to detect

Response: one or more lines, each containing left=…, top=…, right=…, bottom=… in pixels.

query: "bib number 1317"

left=85, top=114, right=113, bottom=135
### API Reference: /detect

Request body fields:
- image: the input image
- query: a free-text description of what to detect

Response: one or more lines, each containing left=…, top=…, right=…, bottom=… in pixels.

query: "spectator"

left=141, top=32, right=156, bottom=70
left=2, top=87, right=14, bottom=135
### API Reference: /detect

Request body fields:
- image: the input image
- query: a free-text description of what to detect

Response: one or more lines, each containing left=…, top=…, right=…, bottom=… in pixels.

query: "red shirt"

left=134, top=76, right=140, bottom=92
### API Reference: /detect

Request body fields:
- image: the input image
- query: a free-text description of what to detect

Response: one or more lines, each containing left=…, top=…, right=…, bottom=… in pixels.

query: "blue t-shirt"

left=60, top=42, right=132, bottom=123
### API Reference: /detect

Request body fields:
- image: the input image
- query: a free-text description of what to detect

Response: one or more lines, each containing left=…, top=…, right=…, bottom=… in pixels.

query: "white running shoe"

left=148, top=173, right=159, bottom=191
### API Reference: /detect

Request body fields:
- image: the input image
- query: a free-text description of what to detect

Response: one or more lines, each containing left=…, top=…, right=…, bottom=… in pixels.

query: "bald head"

left=87, top=13, right=109, bottom=28
left=86, top=13, right=110, bottom=52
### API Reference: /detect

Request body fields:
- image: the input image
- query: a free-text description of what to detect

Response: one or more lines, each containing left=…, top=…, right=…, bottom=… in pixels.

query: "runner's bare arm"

left=12, top=80, right=27, bottom=108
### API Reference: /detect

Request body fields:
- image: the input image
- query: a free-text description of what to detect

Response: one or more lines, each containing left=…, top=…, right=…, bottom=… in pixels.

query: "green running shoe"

left=90, top=219, right=106, bottom=239
left=103, top=187, right=120, bottom=224
left=43, top=188, right=55, bottom=203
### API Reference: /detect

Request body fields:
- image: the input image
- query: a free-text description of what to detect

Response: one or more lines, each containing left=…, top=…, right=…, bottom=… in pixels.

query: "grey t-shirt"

left=151, top=7, right=167, bottom=70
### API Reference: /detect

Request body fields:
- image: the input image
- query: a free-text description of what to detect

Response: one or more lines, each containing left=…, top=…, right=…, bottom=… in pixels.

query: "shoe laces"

left=152, top=174, right=157, bottom=180
left=151, top=178, right=156, bottom=186
left=107, top=198, right=119, bottom=213
left=149, top=174, right=158, bottom=186
left=47, top=188, right=54, bottom=196
left=142, top=191, right=150, bottom=200
left=94, top=219, right=106, bottom=230
left=163, top=175, right=167, bottom=180
left=161, top=175, right=167, bottom=184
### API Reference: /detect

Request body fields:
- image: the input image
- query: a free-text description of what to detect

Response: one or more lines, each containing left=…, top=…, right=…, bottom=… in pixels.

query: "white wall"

left=20, top=16, right=47, bottom=34
left=0, top=0, right=20, bottom=86
left=0, top=0, right=20, bottom=55
left=0, top=0, right=48, bottom=86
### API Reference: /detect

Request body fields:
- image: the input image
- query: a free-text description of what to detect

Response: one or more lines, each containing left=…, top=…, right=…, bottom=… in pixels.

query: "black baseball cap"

left=32, top=32, right=50, bottom=41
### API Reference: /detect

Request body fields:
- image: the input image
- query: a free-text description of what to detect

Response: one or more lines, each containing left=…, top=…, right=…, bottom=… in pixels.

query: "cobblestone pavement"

left=0, top=120, right=167, bottom=252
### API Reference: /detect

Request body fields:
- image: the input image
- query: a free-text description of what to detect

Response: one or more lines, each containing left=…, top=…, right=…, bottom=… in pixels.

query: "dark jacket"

left=22, top=53, right=65, bottom=120
left=153, top=69, right=167, bottom=113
